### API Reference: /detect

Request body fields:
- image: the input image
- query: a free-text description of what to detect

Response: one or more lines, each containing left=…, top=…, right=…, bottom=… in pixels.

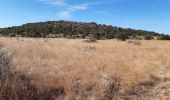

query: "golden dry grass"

left=0, top=37, right=170, bottom=99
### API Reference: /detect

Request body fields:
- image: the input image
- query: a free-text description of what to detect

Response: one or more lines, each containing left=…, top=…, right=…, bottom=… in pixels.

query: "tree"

left=159, top=34, right=170, bottom=40
left=144, top=35, right=153, bottom=40
left=115, top=33, right=128, bottom=41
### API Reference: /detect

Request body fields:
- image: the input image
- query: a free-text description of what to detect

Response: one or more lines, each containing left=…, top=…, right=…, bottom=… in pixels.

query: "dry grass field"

left=0, top=37, right=170, bottom=100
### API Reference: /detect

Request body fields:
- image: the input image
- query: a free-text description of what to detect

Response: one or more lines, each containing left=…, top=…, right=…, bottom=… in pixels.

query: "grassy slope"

left=0, top=37, right=170, bottom=99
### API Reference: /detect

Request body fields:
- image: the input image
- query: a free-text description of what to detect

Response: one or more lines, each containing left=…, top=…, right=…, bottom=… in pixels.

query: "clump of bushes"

left=8, top=33, right=16, bottom=37
left=143, top=35, right=153, bottom=40
left=158, top=34, right=170, bottom=40
left=127, top=40, right=141, bottom=45
left=83, top=36, right=97, bottom=43
left=115, top=33, right=129, bottom=41
left=81, top=45, right=96, bottom=52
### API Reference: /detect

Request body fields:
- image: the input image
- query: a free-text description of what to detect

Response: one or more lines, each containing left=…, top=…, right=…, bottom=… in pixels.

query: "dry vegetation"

left=0, top=37, right=170, bottom=100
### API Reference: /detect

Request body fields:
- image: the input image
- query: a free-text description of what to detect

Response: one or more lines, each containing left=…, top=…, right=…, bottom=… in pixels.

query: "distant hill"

left=0, top=20, right=170, bottom=40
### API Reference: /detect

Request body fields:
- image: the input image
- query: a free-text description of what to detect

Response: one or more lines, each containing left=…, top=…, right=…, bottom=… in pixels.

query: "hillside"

left=0, top=20, right=170, bottom=40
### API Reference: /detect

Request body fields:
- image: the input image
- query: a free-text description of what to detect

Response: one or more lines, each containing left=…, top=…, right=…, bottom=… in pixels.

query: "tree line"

left=0, top=20, right=170, bottom=40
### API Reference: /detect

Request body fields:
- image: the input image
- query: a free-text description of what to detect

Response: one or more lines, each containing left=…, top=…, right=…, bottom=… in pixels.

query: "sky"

left=0, top=0, right=170, bottom=34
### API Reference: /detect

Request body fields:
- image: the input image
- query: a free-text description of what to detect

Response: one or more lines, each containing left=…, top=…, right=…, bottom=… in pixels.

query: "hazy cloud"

left=38, top=0, right=66, bottom=6
left=57, top=10, right=72, bottom=19
left=38, top=0, right=125, bottom=19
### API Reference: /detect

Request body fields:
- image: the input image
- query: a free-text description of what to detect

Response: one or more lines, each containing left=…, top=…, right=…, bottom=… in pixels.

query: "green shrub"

left=115, top=33, right=128, bottom=41
left=144, top=35, right=153, bottom=40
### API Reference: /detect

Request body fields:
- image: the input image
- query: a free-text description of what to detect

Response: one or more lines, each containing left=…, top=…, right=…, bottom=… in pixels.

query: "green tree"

left=115, top=33, right=128, bottom=41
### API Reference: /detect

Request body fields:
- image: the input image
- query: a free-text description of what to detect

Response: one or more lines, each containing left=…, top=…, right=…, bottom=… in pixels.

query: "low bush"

left=128, top=40, right=141, bottom=45
left=83, top=36, right=97, bottom=43
left=115, top=33, right=128, bottom=41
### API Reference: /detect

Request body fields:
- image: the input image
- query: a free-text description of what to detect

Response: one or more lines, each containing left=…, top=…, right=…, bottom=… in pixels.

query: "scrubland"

left=0, top=37, right=170, bottom=100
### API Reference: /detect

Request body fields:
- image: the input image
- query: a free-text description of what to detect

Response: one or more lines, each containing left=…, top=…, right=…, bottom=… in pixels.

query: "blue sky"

left=0, top=0, right=170, bottom=34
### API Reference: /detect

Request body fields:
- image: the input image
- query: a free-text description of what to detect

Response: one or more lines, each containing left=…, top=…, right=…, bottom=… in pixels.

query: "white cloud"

left=72, top=4, right=88, bottom=10
left=37, top=0, right=125, bottom=19
left=57, top=11, right=71, bottom=19
left=38, top=0, right=66, bottom=6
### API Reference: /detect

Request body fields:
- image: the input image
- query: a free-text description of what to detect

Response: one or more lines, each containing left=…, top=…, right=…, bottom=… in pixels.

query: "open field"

left=0, top=37, right=170, bottom=100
